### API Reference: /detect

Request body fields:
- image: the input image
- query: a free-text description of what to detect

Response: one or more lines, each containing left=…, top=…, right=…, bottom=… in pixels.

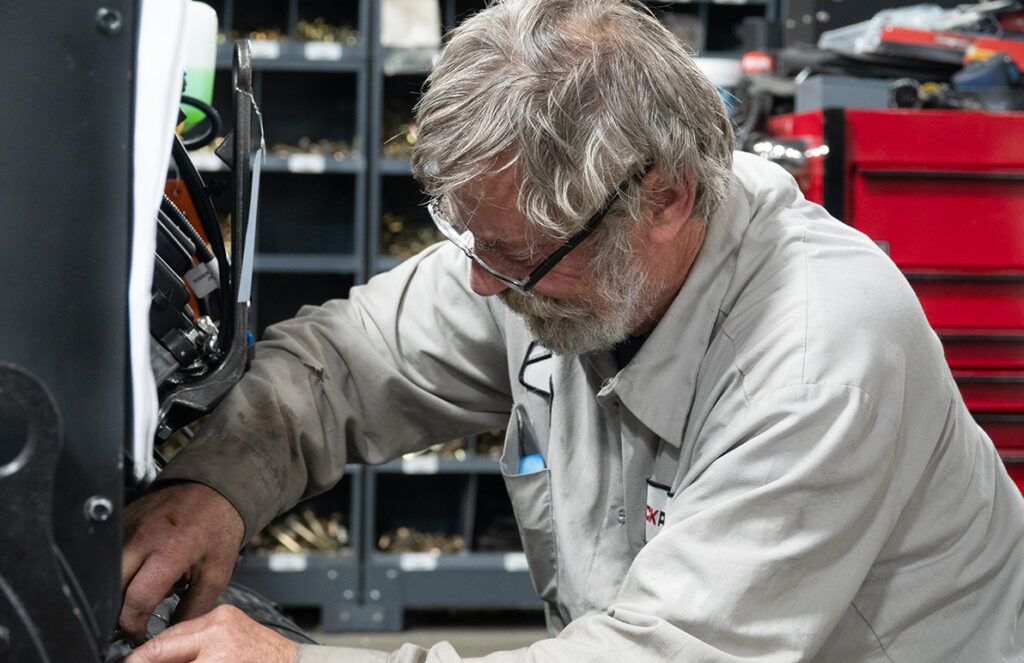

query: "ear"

left=647, top=168, right=697, bottom=244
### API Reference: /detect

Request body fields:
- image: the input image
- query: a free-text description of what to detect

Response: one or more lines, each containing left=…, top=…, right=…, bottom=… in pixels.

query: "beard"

left=498, top=248, right=667, bottom=356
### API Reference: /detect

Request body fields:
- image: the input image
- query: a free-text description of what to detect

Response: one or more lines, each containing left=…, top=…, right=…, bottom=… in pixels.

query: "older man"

left=122, top=0, right=1024, bottom=661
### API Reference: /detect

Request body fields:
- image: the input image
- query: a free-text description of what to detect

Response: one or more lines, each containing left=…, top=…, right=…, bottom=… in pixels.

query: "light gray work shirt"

left=162, top=153, right=1024, bottom=662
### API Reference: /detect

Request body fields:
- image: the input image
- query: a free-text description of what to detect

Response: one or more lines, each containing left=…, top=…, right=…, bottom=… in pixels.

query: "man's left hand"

left=125, top=604, right=301, bottom=663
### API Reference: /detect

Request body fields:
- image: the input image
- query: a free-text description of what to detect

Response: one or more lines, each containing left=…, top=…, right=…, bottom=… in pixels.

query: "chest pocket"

left=500, top=404, right=558, bottom=604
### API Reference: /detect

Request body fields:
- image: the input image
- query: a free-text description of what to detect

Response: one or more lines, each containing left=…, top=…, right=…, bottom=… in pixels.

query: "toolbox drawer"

left=953, top=371, right=1024, bottom=413
left=909, top=276, right=1024, bottom=331
left=976, top=414, right=1024, bottom=457
left=851, top=172, right=1024, bottom=272
left=940, top=333, right=1024, bottom=371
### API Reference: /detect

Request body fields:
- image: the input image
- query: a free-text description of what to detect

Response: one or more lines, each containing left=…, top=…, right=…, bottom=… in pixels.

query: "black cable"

left=171, top=135, right=233, bottom=350
left=179, top=95, right=222, bottom=150
left=161, top=195, right=215, bottom=264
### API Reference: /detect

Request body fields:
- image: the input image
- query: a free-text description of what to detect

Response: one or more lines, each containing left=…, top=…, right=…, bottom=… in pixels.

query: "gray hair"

left=411, top=0, right=734, bottom=244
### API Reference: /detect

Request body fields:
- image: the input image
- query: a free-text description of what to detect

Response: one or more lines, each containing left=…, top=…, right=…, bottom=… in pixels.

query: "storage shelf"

left=193, top=153, right=366, bottom=174
left=264, top=154, right=365, bottom=174
left=255, top=253, right=362, bottom=274
left=216, top=41, right=367, bottom=72
left=379, top=47, right=439, bottom=77
left=370, top=551, right=528, bottom=574
left=372, top=456, right=502, bottom=475
left=378, top=157, right=412, bottom=175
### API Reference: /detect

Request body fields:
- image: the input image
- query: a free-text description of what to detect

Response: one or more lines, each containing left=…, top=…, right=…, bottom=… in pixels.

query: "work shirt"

left=161, top=153, right=1024, bottom=662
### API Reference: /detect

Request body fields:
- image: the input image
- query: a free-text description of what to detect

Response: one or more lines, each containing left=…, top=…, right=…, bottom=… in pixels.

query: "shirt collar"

left=609, top=168, right=751, bottom=447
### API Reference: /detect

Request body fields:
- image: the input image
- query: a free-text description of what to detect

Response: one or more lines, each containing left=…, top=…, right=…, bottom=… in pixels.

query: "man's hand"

left=121, top=482, right=246, bottom=643
left=125, top=604, right=301, bottom=663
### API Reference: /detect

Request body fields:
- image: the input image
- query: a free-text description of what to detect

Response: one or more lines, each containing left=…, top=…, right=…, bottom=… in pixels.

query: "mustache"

left=498, top=289, right=597, bottom=320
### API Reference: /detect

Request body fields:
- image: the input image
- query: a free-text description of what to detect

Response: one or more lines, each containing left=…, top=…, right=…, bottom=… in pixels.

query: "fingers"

left=119, top=484, right=246, bottom=645
left=173, top=565, right=232, bottom=624
left=126, top=605, right=301, bottom=663
left=126, top=619, right=206, bottom=663
left=121, top=554, right=188, bottom=644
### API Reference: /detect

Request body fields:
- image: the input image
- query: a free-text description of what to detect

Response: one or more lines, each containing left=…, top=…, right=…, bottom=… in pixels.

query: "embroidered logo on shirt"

left=518, top=342, right=554, bottom=397
left=645, top=479, right=672, bottom=543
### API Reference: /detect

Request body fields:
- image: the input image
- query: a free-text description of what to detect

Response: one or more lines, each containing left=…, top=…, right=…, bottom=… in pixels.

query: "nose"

left=469, top=261, right=510, bottom=297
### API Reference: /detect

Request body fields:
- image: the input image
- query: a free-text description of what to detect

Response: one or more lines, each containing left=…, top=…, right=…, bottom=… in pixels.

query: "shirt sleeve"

left=292, top=381, right=902, bottom=662
left=157, top=243, right=514, bottom=540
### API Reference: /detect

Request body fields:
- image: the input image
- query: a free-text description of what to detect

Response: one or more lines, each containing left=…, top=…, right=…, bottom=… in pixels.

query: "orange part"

left=165, top=179, right=208, bottom=320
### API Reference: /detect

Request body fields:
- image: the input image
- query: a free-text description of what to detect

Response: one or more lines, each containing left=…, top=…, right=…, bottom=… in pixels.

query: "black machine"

left=0, top=4, right=314, bottom=661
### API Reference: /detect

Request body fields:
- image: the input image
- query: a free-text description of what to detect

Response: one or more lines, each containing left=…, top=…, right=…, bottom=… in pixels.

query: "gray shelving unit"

left=187, top=0, right=779, bottom=633
left=360, top=456, right=535, bottom=630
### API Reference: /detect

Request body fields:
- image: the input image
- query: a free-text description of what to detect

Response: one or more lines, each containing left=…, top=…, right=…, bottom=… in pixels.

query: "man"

left=122, top=0, right=1024, bottom=661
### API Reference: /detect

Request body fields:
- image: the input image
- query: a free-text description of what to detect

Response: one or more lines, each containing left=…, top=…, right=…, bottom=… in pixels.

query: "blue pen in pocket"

left=517, top=411, right=546, bottom=474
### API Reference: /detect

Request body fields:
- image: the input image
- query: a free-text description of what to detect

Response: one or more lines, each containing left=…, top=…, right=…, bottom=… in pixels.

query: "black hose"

left=171, top=135, right=232, bottom=349
left=179, top=95, right=222, bottom=150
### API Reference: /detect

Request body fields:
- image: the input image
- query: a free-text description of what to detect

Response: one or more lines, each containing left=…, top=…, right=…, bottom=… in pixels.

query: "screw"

left=369, top=589, right=381, bottom=601
left=342, top=589, right=355, bottom=600
left=327, top=569, right=338, bottom=580
left=95, top=8, right=122, bottom=35
left=372, top=612, right=384, bottom=623
left=85, top=496, right=113, bottom=522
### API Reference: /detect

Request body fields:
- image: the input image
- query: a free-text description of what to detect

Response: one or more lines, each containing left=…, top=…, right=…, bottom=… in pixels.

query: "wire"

left=171, top=135, right=232, bottom=349
left=179, top=95, right=222, bottom=150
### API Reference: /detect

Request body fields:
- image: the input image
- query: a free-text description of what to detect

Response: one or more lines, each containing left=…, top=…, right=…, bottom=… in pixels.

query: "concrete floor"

left=313, top=626, right=548, bottom=656
left=307, top=610, right=548, bottom=657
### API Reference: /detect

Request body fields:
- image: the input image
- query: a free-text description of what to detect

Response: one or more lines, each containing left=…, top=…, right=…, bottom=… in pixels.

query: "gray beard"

left=498, top=256, right=664, bottom=356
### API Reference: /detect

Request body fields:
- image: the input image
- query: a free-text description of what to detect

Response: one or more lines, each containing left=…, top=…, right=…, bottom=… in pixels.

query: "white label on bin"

left=190, top=152, right=226, bottom=171
left=267, top=553, right=308, bottom=572
left=287, top=154, right=327, bottom=173
left=399, top=553, right=439, bottom=572
left=503, top=552, right=529, bottom=573
left=250, top=41, right=282, bottom=59
left=304, top=42, right=343, bottom=61
left=402, top=456, right=439, bottom=474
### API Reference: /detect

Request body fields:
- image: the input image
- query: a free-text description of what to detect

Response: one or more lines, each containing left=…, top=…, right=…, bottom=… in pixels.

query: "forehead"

left=452, top=168, right=535, bottom=245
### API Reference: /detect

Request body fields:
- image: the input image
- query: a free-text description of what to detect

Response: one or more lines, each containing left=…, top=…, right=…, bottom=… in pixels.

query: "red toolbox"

left=767, top=109, right=1024, bottom=488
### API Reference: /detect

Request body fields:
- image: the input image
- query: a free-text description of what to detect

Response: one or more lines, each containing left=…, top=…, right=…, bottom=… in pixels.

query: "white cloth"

left=162, top=153, right=1024, bottom=662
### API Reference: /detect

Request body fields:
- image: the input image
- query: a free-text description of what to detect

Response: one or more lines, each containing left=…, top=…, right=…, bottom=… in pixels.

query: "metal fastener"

left=95, top=8, right=122, bottom=35
left=84, top=496, right=113, bottom=522
left=369, top=589, right=381, bottom=601
left=615, top=506, right=627, bottom=524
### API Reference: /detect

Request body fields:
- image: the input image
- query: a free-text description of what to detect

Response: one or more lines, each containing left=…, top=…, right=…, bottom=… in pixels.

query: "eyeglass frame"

left=426, top=168, right=647, bottom=294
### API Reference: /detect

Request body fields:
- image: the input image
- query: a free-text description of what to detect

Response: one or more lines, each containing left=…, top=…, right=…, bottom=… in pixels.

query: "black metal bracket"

left=0, top=363, right=97, bottom=662
left=157, top=41, right=257, bottom=434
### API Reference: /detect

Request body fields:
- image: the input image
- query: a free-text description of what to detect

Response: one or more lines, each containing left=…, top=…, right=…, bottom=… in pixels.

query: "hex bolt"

left=95, top=8, right=122, bottom=35
left=85, top=495, right=113, bottom=522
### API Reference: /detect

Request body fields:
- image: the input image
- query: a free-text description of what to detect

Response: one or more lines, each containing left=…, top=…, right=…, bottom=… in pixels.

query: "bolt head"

left=85, top=496, right=113, bottom=522
left=95, top=8, right=122, bottom=35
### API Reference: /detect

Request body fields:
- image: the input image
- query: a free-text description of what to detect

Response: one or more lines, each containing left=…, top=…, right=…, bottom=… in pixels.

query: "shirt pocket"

left=500, top=413, right=558, bottom=604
